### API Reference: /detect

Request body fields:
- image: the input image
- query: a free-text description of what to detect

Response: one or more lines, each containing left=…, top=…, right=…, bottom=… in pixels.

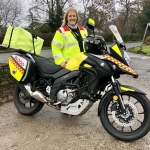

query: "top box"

left=2, top=26, right=44, bottom=55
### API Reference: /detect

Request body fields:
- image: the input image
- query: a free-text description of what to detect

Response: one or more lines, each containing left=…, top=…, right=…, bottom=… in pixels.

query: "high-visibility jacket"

left=51, top=25, right=88, bottom=65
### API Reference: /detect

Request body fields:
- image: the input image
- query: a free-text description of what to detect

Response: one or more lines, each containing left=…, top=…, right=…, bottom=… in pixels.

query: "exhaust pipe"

left=24, top=84, right=48, bottom=103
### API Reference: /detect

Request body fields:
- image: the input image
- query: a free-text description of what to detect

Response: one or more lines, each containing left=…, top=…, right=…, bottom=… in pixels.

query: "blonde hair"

left=61, top=7, right=79, bottom=26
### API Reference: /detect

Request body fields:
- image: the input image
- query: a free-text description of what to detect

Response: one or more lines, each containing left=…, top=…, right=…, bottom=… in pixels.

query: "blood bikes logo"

left=14, top=55, right=24, bottom=66
left=12, top=55, right=27, bottom=69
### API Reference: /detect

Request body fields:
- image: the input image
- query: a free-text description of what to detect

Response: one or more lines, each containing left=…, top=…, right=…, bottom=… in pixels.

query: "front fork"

left=111, top=76, right=126, bottom=114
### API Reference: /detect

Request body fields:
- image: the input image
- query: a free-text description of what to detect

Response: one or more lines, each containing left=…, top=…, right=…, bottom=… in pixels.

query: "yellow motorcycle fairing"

left=111, top=44, right=122, bottom=57
left=103, top=54, right=137, bottom=76
left=65, top=52, right=91, bottom=71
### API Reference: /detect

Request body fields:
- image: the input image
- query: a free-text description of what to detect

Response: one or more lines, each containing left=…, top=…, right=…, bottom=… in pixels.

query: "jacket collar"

left=67, top=23, right=78, bottom=29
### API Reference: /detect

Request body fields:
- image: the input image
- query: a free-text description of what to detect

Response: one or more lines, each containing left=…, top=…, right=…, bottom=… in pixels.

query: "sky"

left=20, top=0, right=32, bottom=26
left=22, top=0, right=30, bottom=13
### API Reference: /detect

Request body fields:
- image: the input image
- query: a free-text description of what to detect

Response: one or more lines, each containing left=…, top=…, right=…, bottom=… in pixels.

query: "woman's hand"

left=61, top=61, right=67, bottom=68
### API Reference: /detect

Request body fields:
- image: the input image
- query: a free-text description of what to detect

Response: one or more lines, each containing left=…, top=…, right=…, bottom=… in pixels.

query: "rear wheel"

left=13, top=85, right=44, bottom=116
left=100, top=92, right=150, bottom=141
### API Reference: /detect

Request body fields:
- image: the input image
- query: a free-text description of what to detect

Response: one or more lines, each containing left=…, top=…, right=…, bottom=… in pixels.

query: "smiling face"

left=67, top=10, right=77, bottom=26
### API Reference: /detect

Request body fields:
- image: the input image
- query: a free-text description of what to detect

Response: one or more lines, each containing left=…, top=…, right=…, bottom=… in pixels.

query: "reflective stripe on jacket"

left=51, top=25, right=88, bottom=65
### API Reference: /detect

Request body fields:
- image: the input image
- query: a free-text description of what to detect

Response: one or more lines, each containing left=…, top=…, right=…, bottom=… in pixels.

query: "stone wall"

left=0, top=63, right=14, bottom=105
left=0, top=63, right=14, bottom=86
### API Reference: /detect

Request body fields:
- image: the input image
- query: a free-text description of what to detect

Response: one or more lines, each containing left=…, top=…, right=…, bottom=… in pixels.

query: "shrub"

left=144, top=36, right=150, bottom=45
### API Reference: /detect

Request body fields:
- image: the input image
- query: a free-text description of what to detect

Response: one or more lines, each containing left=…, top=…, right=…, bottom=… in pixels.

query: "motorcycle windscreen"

left=66, top=52, right=91, bottom=71
left=109, top=25, right=124, bottom=44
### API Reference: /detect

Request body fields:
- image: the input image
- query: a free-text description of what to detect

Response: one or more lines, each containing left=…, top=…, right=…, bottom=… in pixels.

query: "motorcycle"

left=8, top=18, right=150, bottom=141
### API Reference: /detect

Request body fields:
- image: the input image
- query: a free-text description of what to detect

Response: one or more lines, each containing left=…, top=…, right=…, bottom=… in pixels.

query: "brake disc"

left=112, top=101, right=138, bottom=127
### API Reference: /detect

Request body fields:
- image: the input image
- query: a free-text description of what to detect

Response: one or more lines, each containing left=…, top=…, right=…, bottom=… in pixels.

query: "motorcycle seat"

left=32, top=55, right=62, bottom=74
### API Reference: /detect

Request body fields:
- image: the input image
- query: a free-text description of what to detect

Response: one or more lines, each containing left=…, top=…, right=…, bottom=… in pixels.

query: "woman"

left=51, top=7, right=88, bottom=68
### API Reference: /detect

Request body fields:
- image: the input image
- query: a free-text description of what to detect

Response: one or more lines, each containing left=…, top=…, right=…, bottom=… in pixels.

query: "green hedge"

left=0, top=31, right=54, bottom=47
left=0, top=31, right=142, bottom=47
left=144, top=36, right=150, bottom=45
left=102, top=33, right=142, bottom=43
left=122, top=33, right=142, bottom=41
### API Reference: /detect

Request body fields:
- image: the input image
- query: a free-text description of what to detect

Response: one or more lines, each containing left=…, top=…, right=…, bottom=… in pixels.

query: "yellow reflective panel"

left=120, top=86, right=134, bottom=92
left=8, top=57, right=24, bottom=81
left=89, top=18, right=95, bottom=26
left=66, top=53, right=88, bottom=71
left=112, top=44, right=122, bottom=57
left=83, top=64, right=92, bottom=68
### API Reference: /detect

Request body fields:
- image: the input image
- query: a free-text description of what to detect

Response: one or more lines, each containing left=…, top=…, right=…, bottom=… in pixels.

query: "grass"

left=128, top=45, right=150, bottom=56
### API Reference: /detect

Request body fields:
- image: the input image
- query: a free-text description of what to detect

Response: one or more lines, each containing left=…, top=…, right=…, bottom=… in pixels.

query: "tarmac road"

left=0, top=42, right=150, bottom=150
left=0, top=42, right=142, bottom=63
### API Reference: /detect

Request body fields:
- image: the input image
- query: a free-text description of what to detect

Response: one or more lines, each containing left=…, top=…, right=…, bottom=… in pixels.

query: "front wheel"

left=13, top=85, right=44, bottom=116
left=99, top=92, right=150, bottom=141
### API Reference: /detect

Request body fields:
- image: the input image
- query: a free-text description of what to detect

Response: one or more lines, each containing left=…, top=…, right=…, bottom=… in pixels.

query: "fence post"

left=140, top=23, right=150, bottom=50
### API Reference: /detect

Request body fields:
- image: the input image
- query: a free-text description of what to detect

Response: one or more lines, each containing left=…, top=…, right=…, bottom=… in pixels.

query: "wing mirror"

left=87, top=18, right=95, bottom=37
left=87, top=18, right=95, bottom=30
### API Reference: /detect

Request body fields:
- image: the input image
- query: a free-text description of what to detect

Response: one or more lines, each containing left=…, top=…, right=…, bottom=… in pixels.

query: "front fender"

left=119, top=85, right=146, bottom=95
left=98, top=85, right=146, bottom=116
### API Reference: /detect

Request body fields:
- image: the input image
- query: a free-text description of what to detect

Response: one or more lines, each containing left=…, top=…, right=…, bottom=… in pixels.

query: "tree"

left=137, top=0, right=150, bottom=34
left=77, top=0, right=90, bottom=26
left=28, top=0, right=75, bottom=33
left=25, top=7, right=42, bottom=32
left=0, top=0, right=22, bottom=31
left=87, top=0, right=115, bottom=33
left=115, top=0, right=143, bottom=34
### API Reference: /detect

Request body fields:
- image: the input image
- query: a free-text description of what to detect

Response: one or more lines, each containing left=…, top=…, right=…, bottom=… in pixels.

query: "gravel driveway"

left=0, top=52, right=150, bottom=150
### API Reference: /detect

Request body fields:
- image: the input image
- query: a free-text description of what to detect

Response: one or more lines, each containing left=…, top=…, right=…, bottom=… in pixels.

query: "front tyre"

left=13, top=85, right=44, bottom=116
left=100, top=92, right=150, bottom=141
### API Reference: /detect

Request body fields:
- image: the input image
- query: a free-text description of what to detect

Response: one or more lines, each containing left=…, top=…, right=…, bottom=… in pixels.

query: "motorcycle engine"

left=56, top=88, right=76, bottom=105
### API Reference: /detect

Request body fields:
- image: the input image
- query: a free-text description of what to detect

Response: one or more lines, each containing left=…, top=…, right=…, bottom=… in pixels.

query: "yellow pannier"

left=2, top=26, right=44, bottom=55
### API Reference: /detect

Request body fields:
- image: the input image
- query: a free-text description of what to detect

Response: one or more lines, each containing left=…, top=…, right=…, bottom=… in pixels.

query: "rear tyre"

left=13, top=85, right=44, bottom=116
left=100, top=92, right=150, bottom=141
